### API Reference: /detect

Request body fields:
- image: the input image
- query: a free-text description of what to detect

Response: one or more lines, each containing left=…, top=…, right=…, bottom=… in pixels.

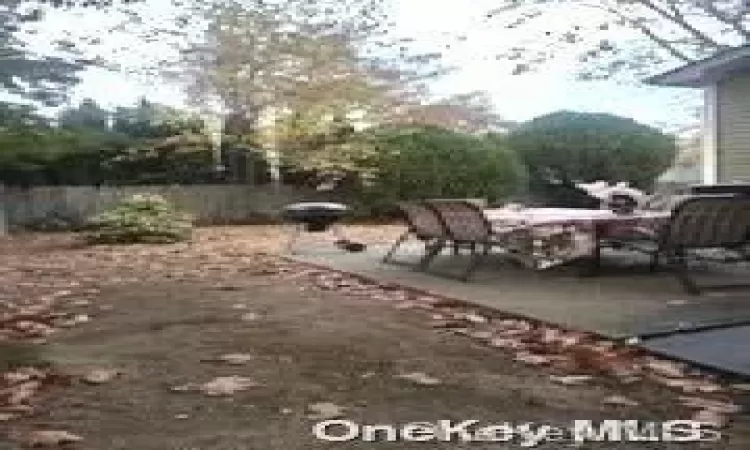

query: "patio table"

left=484, top=207, right=671, bottom=273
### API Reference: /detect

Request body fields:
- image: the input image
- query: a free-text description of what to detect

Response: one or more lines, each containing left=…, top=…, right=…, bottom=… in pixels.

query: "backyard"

left=2, top=226, right=750, bottom=448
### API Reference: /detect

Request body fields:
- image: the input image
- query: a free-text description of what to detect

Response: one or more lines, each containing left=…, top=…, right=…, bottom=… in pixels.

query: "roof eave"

left=643, top=45, right=750, bottom=87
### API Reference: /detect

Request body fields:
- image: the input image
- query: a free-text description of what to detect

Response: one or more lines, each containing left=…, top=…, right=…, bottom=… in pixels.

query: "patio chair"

left=615, top=194, right=750, bottom=295
left=382, top=201, right=449, bottom=265
left=424, top=199, right=524, bottom=281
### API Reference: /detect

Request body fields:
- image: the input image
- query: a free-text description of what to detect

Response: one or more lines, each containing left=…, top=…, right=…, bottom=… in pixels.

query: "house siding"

left=716, top=74, right=750, bottom=182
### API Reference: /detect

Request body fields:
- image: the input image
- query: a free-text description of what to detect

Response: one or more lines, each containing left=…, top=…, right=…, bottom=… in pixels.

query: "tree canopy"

left=506, top=111, right=677, bottom=190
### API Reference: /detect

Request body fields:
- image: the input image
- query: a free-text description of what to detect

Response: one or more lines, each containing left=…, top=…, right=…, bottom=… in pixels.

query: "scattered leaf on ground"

left=240, top=313, right=260, bottom=322
left=8, top=380, right=40, bottom=405
left=82, top=369, right=121, bottom=385
left=306, top=402, right=346, bottom=420
left=467, top=330, right=493, bottom=340
left=463, top=313, right=488, bottom=324
left=489, top=337, right=525, bottom=349
left=550, top=375, right=593, bottom=386
left=692, top=409, right=727, bottom=428
left=514, top=353, right=552, bottom=366
left=645, top=359, right=685, bottom=378
left=170, top=383, right=199, bottom=393
left=395, top=372, right=442, bottom=386
left=602, top=395, right=640, bottom=407
left=200, top=376, right=259, bottom=396
left=216, top=353, right=254, bottom=365
left=679, top=396, right=742, bottom=414
left=25, top=430, right=84, bottom=447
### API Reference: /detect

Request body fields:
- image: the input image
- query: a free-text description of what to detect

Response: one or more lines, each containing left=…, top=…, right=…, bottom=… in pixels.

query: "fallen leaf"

left=307, top=402, right=346, bottom=420
left=395, top=301, right=416, bottom=310
left=550, top=375, right=593, bottom=386
left=692, top=409, right=727, bottom=428
left=431, top=320, right=465, bottom=329
left=602, top=395, right=640, bottom=407
left=3, top=370, right=34, bottom=385
left=58, top=314, right=90, bottom=328
left=170, top=383, right=199, bottom=393
left=26, top=430, right=83, bottom=447
left=667, top=299, right=688, bottom=306
left=463, top=313, right=488, bottom=324
left=0, top=412, right=17, bottom=421
left=731, top=383, right=750, bottom=391
left=240, top=312, right=260, bottom=322
left=7, top=380, right=40, bottom=405
left=514, top=352, right=552, bottom=366
left=678, top=396, right=742, bottom=414
left=645, top=359, right=685, bottom=378
left=217, top=353, right=254, bottom=365
left=396, top=372, right=442, bottom=386
left=200, top=376, right=259, bottom=396
left=467, top=330, right=493, bottom=340
left=174, top=414, right=189, bottom=420
left=231, top=303, right=248, bottom=310
left=488, top=337, right=525, bottom=349
left=82, top=369, right=121, bottom=385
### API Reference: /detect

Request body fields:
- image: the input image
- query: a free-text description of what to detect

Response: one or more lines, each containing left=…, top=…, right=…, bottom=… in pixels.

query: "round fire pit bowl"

left=281, top=202, right=350, bottom=232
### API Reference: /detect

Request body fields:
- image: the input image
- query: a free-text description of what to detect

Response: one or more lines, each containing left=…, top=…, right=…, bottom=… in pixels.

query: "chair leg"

left=382, top=231, right=410, bottom=263
left=460, top=242, right=489, bottom=282
left=285, top=224, right=303, bottom=254
left=673, top=251, right=701, bottom=295
left=453, top=242, right=460, bottom=255
left=419, top=240, right=445, bottom=270
left=649, top=252, right=660, bottom=272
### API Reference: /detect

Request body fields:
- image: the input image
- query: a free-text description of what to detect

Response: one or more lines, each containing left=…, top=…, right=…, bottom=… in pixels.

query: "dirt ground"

left=1, top=226, right=749, bottom=449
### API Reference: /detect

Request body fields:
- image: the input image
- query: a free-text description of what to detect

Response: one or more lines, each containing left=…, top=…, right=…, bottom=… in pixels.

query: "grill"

left=281, top=202, right=349, bottom=232
left=281, top=202, right=364, bottom=254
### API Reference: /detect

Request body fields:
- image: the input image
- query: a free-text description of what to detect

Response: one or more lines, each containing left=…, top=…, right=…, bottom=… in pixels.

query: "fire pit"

left=281, top=202, right=362, bottom=254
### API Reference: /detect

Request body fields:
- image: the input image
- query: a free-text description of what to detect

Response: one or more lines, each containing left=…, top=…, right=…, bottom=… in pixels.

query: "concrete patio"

left=290, top=240, right=750, bottom=377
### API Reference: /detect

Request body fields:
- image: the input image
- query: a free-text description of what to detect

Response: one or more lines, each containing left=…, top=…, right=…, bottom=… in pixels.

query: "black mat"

left=642, top=326, right=750, bottom=377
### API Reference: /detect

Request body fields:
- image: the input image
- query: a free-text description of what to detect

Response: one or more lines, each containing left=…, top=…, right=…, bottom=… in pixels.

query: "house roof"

left=644, top=45, right=750, bottom=87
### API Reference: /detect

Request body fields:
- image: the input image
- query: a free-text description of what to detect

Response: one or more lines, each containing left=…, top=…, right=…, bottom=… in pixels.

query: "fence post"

left=0, top=184, right=7, bottom=236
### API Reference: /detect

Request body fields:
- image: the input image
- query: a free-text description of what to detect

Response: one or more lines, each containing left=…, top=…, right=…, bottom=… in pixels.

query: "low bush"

left=84, top=194, right=194, bottom=244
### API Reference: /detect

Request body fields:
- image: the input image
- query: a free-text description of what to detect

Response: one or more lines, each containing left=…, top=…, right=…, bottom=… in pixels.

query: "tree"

left=177, top=2, right=443, bottom=178
left=0, top=101, right=49, bottom=129
left=179, top=2, right=410, bottom=136
left=506, top=111, right=677, bottom=190
left=386, top=91, right=510, bottom=134
left=58, top=98, right=109, bottom=131
left=361, top=126, right=527, bottom=211
left=486, top=0, right=749, bottom=79
left=112, top=97, right=204, bottom=139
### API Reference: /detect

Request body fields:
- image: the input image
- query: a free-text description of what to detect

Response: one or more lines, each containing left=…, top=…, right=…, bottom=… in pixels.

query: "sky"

left=14, top=0, right=702, bottom=131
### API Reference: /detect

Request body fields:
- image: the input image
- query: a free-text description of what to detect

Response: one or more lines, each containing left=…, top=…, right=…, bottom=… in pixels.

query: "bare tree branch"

left=635, top=0, right=724, bottom=49
left=702, top=0, right=750, bottom=40
left=581, top=2, right=694, bottom=61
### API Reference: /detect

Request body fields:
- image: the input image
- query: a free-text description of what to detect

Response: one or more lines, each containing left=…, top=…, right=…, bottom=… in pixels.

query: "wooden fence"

left=0, top=184, right=318, bottom=231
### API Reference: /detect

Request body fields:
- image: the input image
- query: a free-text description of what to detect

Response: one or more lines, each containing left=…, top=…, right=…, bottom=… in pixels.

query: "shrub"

left=84, top=194, right=194, bottom=244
